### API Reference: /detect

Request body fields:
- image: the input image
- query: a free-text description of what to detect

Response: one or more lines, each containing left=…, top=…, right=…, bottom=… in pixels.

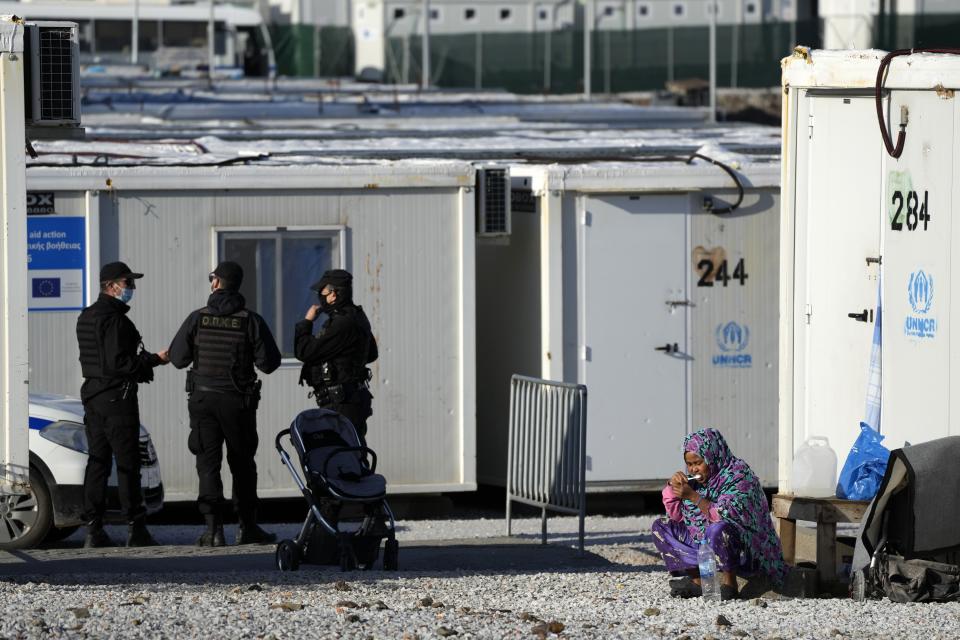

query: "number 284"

left=891, top=190, right=930, bottom=232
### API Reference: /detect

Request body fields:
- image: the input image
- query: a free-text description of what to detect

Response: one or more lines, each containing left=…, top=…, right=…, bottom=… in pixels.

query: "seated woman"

left=651, top=428, right=788, bottom=600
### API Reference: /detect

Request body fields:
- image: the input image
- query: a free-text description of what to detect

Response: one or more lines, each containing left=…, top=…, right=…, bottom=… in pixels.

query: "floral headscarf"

left=681, top=428, right=788, bottom=585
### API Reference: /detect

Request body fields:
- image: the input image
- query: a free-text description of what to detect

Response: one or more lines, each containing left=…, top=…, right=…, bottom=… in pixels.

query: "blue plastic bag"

left=836, top=422, right=891, bottom=500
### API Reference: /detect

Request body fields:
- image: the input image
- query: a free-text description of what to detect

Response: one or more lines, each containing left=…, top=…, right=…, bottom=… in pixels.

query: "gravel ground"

left=60, top=514, right=654, bottom=547
left=2, top=515, right=956, bottom=639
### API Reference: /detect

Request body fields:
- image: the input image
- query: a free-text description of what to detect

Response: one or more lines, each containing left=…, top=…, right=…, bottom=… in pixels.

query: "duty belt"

left=311, top=380, right=368, bottom=404
left=195, top=384, right=230, bottom=394
left=195, top=383, right=259, bottom=396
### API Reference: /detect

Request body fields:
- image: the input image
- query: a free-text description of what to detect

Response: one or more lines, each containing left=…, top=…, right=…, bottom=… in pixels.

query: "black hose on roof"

left=685, top=152, right=744, bottom=215
left=875, top=48, right=960, bottom=159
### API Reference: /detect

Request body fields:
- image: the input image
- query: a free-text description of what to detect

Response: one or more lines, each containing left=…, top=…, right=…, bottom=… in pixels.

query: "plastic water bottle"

left=697, top=539, right=721, bottom=603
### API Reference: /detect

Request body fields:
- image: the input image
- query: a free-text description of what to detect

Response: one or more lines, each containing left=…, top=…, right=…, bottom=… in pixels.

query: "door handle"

left=847, top=309, right=873, bottom=323
left=666, top=300, right=692, bottom=308
left=655, top=342, right=680, bottom=354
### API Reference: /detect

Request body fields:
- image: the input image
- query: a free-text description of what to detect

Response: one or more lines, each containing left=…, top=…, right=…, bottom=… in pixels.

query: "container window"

left=393, top=7, right=406, bottom=19
left=538, top=9, right=548, bottom=20
left=217, top=228, right=343, bottom=358
left=673, top=3, right=685, bottom=17
left=603, top=5, right=615, bottom=16
left=137, top=21, right=160, bottom=53
left=638, top=4, right=650, bottom=18
left=464, top=7, right=476, bottom=20
left=499, top=8, right=512, bottom=20
left=163, top=20, right=208, bottom=48
left=430, top=7, right=441, bottom=20
left=745, top=2, right=756, bottom=14
left=94, top=20, right=132, bottom=53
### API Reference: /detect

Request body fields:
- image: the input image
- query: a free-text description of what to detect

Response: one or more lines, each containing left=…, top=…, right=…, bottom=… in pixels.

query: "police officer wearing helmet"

left=76, top=261, right=169, bottom=548
left=294, top=269, right=378, bottom=445
left=168, top=261, right=281, bottom=546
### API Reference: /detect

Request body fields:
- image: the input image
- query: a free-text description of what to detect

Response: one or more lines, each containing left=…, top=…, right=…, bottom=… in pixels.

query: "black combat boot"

left=83, top=519, right=114, bottom=549
left=126, top=518, right=159, bottom=547
left=236, top=511, right=276, bottom=545
left=196, top=514, right=226, bottom=547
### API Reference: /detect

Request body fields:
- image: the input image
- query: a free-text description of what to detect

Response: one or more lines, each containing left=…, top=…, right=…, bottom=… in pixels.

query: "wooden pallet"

left=772, top=494, right=869, bottom=588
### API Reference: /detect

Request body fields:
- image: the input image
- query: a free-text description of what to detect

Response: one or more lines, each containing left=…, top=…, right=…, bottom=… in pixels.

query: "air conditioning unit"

left=476, top=166, right=511, bottom=236
left=23, top=21, right=81, bottom=129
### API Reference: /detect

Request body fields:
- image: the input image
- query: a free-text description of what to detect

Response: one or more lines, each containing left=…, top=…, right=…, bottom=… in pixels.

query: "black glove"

left=134, top=352, right=156, bottom=383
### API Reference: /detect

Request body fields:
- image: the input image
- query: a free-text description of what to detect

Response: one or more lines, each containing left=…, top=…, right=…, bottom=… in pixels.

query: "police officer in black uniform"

left=294, top=269, right=378, bottom=446
left=168, top=261, right=281, bottom=546
left=76, top=262, right=168, bottom=548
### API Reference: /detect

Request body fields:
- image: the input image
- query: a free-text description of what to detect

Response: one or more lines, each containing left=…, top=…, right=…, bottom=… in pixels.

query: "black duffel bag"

left=878, top=552, right=960, bottom=603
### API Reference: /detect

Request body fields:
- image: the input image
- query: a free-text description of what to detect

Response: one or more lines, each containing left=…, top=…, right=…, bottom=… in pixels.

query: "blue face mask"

left=117, top=287, right=134, bottom=304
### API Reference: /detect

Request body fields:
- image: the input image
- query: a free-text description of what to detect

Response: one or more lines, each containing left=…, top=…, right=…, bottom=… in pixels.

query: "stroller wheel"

left=383, top=538, right=399, bottom=571
left=850, top=568, right=867, bottom=602
left=276, top=539, right=301, bottom=572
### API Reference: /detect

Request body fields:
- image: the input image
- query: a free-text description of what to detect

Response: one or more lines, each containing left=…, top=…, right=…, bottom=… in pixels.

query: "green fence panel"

left=381, top=20, right=821, bottom=91
left=873, top=13, right=960, bottom=51
left=319, top=26, right=355, bottom=77
left=268, top=23, right=316, bottom=77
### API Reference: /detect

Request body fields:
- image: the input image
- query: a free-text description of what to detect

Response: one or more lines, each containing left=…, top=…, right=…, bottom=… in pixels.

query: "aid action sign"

left=27, top=216, right=85, bottom=311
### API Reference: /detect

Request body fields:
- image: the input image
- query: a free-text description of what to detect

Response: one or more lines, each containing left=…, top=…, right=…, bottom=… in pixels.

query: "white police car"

left=0, top=393, right=164, bottom=549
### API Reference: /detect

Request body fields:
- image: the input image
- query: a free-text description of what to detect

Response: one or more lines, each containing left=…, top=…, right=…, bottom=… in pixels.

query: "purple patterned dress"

left=651, top=428, right=789, bottom=585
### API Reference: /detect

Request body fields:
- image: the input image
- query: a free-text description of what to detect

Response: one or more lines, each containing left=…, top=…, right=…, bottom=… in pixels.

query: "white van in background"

left=0, top=393, right=164, bottom=549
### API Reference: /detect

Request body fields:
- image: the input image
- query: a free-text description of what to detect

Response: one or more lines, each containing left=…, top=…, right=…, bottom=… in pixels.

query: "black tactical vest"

left=76, top=313, right=104, bottom=378
left=192, top=309, right=254, bottom=384
left=306, top=308, right=373, bottom=388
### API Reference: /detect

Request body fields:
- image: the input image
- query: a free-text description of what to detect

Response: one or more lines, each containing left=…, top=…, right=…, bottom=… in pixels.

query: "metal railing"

left=506, top=375, right=588, bottom=554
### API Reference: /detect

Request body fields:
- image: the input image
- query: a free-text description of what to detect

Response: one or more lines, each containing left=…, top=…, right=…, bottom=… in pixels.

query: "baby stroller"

left=851, top=436, right=960, bottom=602
left=274, top=408, right=398, bottom=571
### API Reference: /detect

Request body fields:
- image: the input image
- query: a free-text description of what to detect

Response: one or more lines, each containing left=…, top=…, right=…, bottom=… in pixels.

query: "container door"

left=579, top=194, right=688, bottom=482
left=881, top=91, right=955, bottom=448
left=798, top=95, right=882, bottom=462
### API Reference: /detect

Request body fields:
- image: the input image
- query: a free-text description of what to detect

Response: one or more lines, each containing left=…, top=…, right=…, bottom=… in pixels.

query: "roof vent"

left=476, top=166, right=511, bottom=236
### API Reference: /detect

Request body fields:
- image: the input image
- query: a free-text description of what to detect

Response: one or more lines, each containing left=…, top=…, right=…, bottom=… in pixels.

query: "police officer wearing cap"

left=168, top=261, right=281, bottom=546
left=294, top=269, right=378, bottom=445
left=76, top=262, right=169, bottom=548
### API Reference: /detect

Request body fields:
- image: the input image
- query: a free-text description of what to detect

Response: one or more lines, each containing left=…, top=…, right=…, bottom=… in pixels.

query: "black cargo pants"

left=188, top=390, right=260, bottom=520
left=317, top=387, right=373, bottom=449
left=82, top=390, right=145, bottom=523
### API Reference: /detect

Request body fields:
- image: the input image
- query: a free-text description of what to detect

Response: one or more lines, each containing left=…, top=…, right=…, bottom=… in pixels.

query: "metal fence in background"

left=269, top=24, right=354, bottom=78
left=385, top=20, right=820, bottom=93
left=506, top=375, right=587, bottom=554
left=270, top=16, right=960, bottom=90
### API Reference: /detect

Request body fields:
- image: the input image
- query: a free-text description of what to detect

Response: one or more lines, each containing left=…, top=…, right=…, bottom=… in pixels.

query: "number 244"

left=697, top=258, right=748, bottom=287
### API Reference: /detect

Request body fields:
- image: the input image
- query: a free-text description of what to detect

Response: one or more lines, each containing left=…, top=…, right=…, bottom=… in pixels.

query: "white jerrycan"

left=792, top=436, right=838, bottom=498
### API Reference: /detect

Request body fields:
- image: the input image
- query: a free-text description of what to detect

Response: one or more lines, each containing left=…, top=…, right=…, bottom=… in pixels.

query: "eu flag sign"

left=32, top=277, right=61, bottom=298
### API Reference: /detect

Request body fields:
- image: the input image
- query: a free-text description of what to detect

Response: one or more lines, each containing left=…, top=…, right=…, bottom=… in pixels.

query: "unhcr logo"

left=905, top=269, right=936, bottom=339
left=716, top=321, right=749, bottom=352
left=908, top=270, right=933, bottom=314
left=713, top=321, right=752, bottom=368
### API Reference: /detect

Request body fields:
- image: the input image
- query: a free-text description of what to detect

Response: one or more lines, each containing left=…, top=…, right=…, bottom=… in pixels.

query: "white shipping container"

left=478, top=147, right=783, bottom=490
left=779, top=48, right=960, bottom=492
left=25, top=161, right=478, bottom=500
left=0, top=17, right=30, bottom=497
